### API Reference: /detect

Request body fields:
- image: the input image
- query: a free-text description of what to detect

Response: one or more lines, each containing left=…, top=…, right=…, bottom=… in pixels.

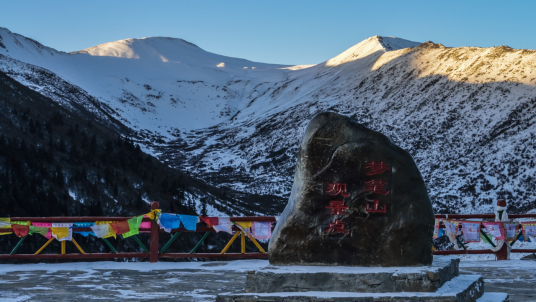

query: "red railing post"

left=496, top=243, right=508, bottom=260
left=150, top=201, right=160, bottom=263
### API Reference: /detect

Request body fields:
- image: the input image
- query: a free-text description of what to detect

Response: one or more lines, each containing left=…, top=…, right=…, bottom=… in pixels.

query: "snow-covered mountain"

left=1, top=26, right=535, bottom=215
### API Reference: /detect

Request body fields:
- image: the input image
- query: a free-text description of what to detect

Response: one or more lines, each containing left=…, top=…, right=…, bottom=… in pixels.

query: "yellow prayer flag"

left=236, top=221, right=252, bottom=229
left=51, top=227, right=70, bottom=239
left=144, top=209, right=161, bottom=220
left=0, top=218, right=12, bottom=236
left=95, top=221, right=116, bottom=239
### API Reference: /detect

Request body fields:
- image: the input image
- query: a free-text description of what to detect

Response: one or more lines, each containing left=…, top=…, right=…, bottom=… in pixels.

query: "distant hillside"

left=0, top=70, right=282, bottom=257
left=0, top=69, right=191, bottom=217
left=0, top=70, right=284, bottom=218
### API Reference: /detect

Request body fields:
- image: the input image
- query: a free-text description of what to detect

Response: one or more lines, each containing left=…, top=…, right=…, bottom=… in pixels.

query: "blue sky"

left=1, top=0, right=534, bottom=65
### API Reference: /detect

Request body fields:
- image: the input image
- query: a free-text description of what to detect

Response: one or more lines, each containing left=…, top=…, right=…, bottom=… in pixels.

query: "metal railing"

left=0, top=202, right=275, bottom=262
left=2, top=203, right=535, bottom=262
left=432, top=213, right=536, bottom=260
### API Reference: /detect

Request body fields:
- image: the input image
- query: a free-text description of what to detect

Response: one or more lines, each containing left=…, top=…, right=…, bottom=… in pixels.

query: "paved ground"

left=461, top=266, right=536, bottom=302
left=0, top=260, right=535, bottom=301
left=0, top=262, right=245, bottom=301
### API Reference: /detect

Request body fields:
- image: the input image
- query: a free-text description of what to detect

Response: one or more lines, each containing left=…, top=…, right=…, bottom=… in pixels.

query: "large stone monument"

left=217, top=113, right=508, bottom=302
left=269, top=112, right=434, bottom=267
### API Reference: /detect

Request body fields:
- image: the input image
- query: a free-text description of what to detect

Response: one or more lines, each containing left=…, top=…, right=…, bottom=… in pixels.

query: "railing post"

left=496, top=242, right=508, bottom=260
left=150, top=201, right=160, bottom=263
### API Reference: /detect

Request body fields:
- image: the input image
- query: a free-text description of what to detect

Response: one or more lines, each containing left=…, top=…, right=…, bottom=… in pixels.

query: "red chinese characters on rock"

left=325, top=200, right=348, bottom=215
left=365, top=199, right=387, bottom=213
left=363, top=161, right=391, bottom=214
left=363, top=180, right=390, bottom=196
left=365, top=161, right=391, bottom=175
left=325, top=183, right=350, bottom=197
left=324, top=183, right=350, bottom=235
left=324, top=219, right=349, bottom=234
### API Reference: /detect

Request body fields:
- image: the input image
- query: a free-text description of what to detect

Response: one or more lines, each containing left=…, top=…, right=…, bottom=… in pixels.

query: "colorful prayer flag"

left=158, top=213, right=182, bottom=232
left=443, top=220, right=459, bottom=237
left=51, top=223, right=73, bottom=241
left=51, top=228, right=72, bottom=241
left=212, top=217, right=233, bottom=234
left=521, top=221, right=536, bottom=242
left=503, top=222, right=518, bottom=241
left=482, top=222, right=505, bottom=240
left=12, top=224, right=29, bottom=237
left=91, top=224, right=111, bottom=238
left=251, top=221, right=272, bottom=240
left=460, top=221, right=480, bottom=243
left=122, top=216, right=143, bottom=238
left=200, top=217, right=219, bottom=227
left=29, top=226, right=49, bottom=237
left=433, top=219, right=440, bottom=239
left=236, top=221, right=252, bottom=236
left=75, top=231, right=94, bottom=237
left=95, top=221, right=117, bottom=239
left=31, top=222, right=52, bottom=239
left=0, top=218, right=11, bottom=236
left=177, top=214, right=197, bottom=231
left=73, top=222, right=95, bottom=227
left=110, top=220, right=130, bottom=235
left=139, top=221, right=151, bottom=233
left=144, top=209, right=161, bottom=220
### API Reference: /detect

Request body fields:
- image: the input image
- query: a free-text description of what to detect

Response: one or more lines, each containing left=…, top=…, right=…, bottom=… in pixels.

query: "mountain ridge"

left=1, top=27, right=535, bottom=215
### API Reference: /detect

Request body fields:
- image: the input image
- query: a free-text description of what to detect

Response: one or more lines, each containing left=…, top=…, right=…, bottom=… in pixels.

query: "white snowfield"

left=0, top=27, right=419, bottom=136
left=2, top=27, right=536, bottom=214
left=0, top=27, right=291, bottom=133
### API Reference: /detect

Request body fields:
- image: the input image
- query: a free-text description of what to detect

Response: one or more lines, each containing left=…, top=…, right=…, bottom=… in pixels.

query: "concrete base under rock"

left=218, top=275, right=500, bottom=302
left=216, top=256, right=510, bottom=302
left=245, top=257, right=460, bottom=294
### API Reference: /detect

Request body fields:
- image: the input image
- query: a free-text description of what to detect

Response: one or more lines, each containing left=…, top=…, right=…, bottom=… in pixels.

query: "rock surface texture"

left=269, top=112, right=434, bottom=266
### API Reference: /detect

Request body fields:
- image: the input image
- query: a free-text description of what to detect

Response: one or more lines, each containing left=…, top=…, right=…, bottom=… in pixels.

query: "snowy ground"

left=0, top=258, right=535, bottom=301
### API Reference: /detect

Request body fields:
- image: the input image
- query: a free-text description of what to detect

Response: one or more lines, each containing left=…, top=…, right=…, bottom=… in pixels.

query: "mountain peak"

left=73, top=36, right=201, bottom=59
left=325, top=35, right=420, bottom=66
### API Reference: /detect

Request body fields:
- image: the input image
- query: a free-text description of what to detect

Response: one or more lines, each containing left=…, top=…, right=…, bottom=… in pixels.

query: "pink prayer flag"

left=139, top=222, right=151, bottom=233
left=251, top=221, right=272, bottom=240
left=460, top=221, right=480, bottom=243
left=31, top=222, right=52, bottom=238
left=483, top=222, right=505, bottom=240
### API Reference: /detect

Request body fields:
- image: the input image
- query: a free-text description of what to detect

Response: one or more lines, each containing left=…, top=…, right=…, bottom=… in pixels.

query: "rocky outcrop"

left=268, top=112, right=434, bottom=266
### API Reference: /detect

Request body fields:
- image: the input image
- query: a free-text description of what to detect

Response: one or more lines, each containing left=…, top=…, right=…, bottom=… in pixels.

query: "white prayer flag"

left=91, top=224, right=110, bottom=238
left=252, top=222, right=272, bottom=240
left=212, top=217, right=233, bottom=234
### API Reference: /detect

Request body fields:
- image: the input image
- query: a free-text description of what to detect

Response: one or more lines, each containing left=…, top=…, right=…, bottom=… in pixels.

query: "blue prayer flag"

left=159, top=213, right=182, bottom=232
left=177, top=214, right=198, bottom=231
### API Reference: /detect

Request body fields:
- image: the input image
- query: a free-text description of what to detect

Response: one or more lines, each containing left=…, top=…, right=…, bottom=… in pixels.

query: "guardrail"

left=0, top=202, right=275, bottom=262
left=1, top=202, right=534, bottom=262
left=432, top=213, right=536, bottom=260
